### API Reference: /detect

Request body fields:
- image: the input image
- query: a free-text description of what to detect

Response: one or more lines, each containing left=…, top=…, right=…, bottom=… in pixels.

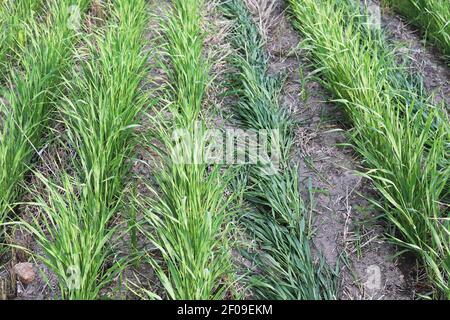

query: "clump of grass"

left=243, top=168, right=338, bottom=299
left=19, top=0, right=150, bottom=299
left=138, top=0, right=235, bottom=300
left=386, top=0, right=450, bottom=60
left=0, top=0, right=44, bottom=83
left=0, top=0, right=91, bottom=238
left=223, top=0, right=338, bottom=300
left=289, top=0, right=449, bottom=298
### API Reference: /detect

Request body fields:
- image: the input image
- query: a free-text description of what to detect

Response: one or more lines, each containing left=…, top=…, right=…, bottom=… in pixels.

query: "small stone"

left=13, top=262, right=35, bottom=285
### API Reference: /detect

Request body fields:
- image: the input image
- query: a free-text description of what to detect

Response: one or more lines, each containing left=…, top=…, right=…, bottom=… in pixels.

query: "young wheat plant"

left=18, top=0, right=150, bottom=299
left=0, top=0, right=91, bottom=241
left=289, top=0, right=449, bottom=298
left=223, top=0, right=338, bottom=300
left=138, top=0, right=236, bottom=300
left=386, top=0, right=450, bottom=60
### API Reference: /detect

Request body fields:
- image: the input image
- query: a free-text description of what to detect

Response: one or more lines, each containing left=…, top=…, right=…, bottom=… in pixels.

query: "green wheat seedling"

left=289, top=0, right=449, bottom=298
left=140, top=136, right=237, bottom=299
left=0, top=0, right=45, bottom=83
left=223, top=0, right=338, bottom=300
left=138, top=0, right=236, bottom=300
left=18, top=0, right=150, bottom=299
left=349, top=1, right=448, bottom=132
left=0, top=0, right=91, bottom=239
left=386, top=0, right=450, bottom=60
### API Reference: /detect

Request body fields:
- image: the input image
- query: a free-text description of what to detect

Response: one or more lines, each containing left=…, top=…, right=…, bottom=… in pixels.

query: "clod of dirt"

left=13, top=263, right=35, bottom=286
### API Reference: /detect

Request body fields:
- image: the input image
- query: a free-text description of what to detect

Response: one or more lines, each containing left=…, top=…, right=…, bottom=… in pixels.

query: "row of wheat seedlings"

left=18, top=0, right=150, bottom=299
left=386, top=0, right=450, bottom=60
left=222, top=0, right=337, bottom=300
left=0, top=0, right=45, bottom=84
left=136, top=0, right=236, bottom=300
left=289, top=0, right=449, bottom=299
left=0, top=0, right=91, bottom=242
left=353, top=1, right=448, bottom=132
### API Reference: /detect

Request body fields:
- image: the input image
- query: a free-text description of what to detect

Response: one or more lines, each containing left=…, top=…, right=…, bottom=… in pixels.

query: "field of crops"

left=0, top=0, right=448, bottom=301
